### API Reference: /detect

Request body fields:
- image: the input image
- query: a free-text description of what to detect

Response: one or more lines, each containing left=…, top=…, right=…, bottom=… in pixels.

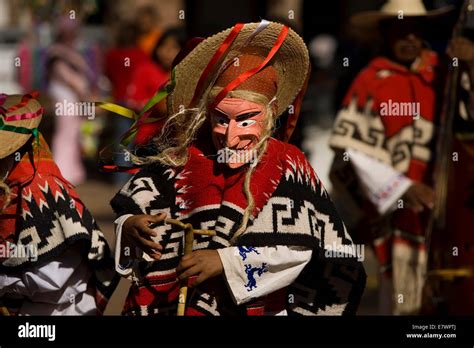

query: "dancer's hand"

left=176, top=250, right=224, bottom=286
left=122, top=213, right=166, bottom=260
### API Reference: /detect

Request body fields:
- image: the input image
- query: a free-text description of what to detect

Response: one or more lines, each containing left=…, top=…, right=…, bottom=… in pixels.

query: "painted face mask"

left=210, top=97, right=266, bottom=169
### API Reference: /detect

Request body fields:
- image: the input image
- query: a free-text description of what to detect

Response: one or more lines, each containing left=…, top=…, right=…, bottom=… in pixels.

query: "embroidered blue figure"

left=238, top=246, right=260, bottom=261
left=244, top=263, right=268, bottom=291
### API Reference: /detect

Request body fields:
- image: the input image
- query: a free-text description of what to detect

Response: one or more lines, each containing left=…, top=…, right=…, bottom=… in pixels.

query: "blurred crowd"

left=1, top=0, right=473, bottom=315
left=0, top=0, right=458, bottom=186
left=0, top=0, right=188, bottom=185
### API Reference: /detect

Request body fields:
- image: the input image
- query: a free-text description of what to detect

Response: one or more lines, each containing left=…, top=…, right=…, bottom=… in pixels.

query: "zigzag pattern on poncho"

left=0, top=136, right=119, bottom=314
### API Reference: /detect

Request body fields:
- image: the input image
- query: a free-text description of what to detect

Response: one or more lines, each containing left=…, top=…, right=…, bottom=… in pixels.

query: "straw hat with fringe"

left=168, top=21, right=310, bottom=118
left=351, top=0, right=453, bottom=29
left=0, top=94, right=43, bottom=159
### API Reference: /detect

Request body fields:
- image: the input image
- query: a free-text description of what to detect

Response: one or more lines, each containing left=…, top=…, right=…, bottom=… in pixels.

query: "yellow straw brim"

left=169, top=22, right=310, bottom=117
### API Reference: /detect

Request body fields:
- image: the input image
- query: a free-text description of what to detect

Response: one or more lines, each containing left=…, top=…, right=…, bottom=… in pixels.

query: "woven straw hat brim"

left=351, top=6, right=453, bottom=29
left=169, top=22, right=310, bottom=117
left=0, top=95, right=42, bottom=159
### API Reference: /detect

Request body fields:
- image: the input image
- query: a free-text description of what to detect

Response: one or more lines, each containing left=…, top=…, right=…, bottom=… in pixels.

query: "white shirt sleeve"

left=217, top=245, right=312, bottom=306
left=0, top=245, right=96, bottom=315
left=347, top=148, right=412, bottom=215
left=114, top=214, right=135, bottom=277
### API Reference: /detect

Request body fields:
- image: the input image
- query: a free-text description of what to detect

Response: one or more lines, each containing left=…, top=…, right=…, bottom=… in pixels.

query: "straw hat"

left=351, top=0, right=453, bottom=29
left=168, top=21, right=310, bottom=117
left=0, top=94, right=43, bottom=159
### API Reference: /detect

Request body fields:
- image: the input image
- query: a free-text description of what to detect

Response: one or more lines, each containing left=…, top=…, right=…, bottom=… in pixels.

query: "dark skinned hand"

left=122, top=213, right=166, bottom=260
left=402, top=182, right=435, bottom=213
left=176, top=250, right=224, bottom=287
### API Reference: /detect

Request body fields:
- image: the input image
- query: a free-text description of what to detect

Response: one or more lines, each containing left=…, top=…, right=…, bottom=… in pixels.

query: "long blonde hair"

left=131, top=88, right=277, bottom=243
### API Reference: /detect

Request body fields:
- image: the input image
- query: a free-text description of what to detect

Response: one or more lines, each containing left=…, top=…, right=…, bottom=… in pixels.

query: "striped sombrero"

left=0, top=94, right=43, bottom=159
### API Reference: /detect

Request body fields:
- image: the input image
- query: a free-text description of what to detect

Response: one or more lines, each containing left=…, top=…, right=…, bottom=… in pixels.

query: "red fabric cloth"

left=127, top=60, right=169, bottom=146
left=175, top=138, right=296, bottom=218
left=127, top=59, right=169, bottom=108
left=134, top=118, right=166, bottom=146
left=104, top=47, right=148, bottom=102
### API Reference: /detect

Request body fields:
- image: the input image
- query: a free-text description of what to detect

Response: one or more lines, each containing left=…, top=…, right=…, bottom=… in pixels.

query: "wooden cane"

left=164, top=218, right=216, bottom=316
left=428, top=268, right=473, bottom=281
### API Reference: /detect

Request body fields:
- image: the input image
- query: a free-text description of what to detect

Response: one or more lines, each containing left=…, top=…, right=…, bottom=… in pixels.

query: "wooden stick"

left=428, top=268, right=473, bottom=281
left=165, top=218, right=215, bottom=316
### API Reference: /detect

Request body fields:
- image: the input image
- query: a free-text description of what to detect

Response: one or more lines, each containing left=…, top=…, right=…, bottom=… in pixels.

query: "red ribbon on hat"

left=0, top=91, right=43, bottom=122
left=208, top=25, right=289, bottom=111
left=1, top=108, right=44, bottom=122
left=101, top=165, right=141, bottom=175
left=189, top=23, right=245, bottom=108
